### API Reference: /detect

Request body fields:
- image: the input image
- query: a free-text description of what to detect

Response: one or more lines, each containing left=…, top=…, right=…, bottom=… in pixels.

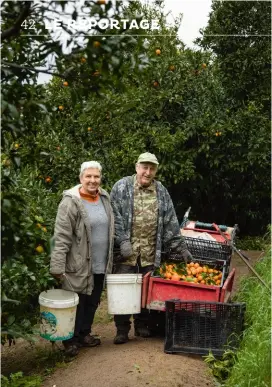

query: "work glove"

left=173, top=245, right=193, bottom=263
left=120, top=240, right=133, bottom=258
left=179, top=249, right=193, bottom=262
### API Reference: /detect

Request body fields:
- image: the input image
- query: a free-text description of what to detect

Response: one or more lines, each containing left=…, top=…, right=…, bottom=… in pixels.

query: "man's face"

left=80, top=167, right=101, bottom=195
left=136, top=162, right=157, bottom=187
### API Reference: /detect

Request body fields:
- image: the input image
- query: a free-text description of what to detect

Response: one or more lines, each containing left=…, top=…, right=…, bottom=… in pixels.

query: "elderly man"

left=110, top=152, right=191, bottom=344
left=50, top=161, right=114, bottom=356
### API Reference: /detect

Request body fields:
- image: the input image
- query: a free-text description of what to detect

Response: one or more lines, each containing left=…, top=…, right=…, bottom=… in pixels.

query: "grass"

left=205, top=248, right=271, bottom=387
left=235, top=226, right=270, bottom=251
left=224, top=249, right=271, bottom=387
left=1, top=347, right=67, bottom=387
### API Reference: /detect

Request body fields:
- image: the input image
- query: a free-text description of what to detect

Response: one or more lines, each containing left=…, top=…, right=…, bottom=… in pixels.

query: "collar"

left=133, top=174, right=156, bottom=192
left=79, top=187, right=100, bottom=203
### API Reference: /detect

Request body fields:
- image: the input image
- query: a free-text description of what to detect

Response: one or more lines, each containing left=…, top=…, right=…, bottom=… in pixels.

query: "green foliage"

left=198, top=0, right=271, bottom=108
left=1, top=0, right=151, bottom=343
left=235, top=225, right=271, bottom=251
left=204, top=349, right=237, bottom=382
left=193, top=0, right=271, bottom=233
left=235, top=237, right=267, bottom=251
left=204, top=250, right=271, bottom=387
left=1, top=372, right=42, bottom=387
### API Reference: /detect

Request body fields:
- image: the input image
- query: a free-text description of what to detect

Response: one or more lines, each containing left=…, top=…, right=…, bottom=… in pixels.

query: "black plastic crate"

left=165, top=300, right=246, bottom=356
left=184, top=237, right=232, bottom=263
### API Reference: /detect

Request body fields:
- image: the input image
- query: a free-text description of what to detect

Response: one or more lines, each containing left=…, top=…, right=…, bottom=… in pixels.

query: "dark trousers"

left=65, top=274, right=104, bottom=344
left=113, top=263, right=154, bottom=334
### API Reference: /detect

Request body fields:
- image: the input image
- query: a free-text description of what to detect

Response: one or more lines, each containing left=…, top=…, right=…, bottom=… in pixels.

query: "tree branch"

left=1, top=61, right=64, bottom=78
left=1, top=1, right=32, bottom=41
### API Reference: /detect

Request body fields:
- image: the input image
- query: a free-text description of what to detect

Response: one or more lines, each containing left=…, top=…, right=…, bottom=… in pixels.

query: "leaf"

left=7, top=315, right=15, bottom=326
left=8, top=104, right=19, bottom=118
left=2, top=293, right=21, bottom=305
left=14, top=157, right=21, bottom=167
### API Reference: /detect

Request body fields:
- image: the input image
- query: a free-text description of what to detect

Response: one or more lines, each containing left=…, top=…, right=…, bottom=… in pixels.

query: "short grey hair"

left=80, top=161, right=102, bottom=177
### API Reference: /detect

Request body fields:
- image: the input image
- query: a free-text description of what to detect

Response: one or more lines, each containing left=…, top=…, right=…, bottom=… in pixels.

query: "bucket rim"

left=39, top=289, right=79, bottom=308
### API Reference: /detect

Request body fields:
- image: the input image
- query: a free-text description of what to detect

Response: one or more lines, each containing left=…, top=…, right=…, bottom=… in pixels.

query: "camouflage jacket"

left=110, top=175, right=187, bottom=267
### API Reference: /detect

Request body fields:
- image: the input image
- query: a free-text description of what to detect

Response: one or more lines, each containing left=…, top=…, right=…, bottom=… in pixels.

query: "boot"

left=134, top=326, right=151, bottom=338
left=113, top=331, right=129, bottom=344
left=62, top=341, right=79, bottom=357
left=79, top=334, right=101, bottom=347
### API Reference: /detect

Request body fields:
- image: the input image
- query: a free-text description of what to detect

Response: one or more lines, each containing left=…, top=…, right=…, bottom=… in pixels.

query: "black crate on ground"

left=184, top=237, right=232, bottom=263
left=164, top=300, right=246, bottom=356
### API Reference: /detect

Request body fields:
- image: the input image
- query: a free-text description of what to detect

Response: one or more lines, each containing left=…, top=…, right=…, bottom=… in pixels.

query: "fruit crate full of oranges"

left=154, top=261, right=225, bottom=287
left=142, top=260, right=236, bottom=311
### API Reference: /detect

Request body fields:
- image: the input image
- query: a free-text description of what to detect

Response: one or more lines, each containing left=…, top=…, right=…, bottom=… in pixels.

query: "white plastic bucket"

left=39, top=289, right=79, bottom=341
left=106, top=274, right=142, bottom=315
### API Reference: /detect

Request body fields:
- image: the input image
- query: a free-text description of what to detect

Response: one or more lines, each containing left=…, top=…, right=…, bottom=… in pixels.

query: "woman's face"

left=80, top=167, right=101, bottom=195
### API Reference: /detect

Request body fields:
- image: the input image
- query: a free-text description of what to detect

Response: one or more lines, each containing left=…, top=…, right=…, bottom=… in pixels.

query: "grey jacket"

left=110, top=175, right=188, bottom=267
left=50, top=184, right=114, bottom=295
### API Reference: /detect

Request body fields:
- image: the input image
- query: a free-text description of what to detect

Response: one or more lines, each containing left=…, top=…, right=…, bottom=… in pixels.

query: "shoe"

left=79, top=334, right=101, bottom=347
left=113, top=333, right=129, bottom=344
left=134, top=327, right=151, bottom=338
left=63, top=342, right=79, bottom=357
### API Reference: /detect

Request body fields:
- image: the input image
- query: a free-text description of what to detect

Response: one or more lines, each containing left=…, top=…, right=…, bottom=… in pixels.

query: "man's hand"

left=120, top=241, right=133, bottom=258
left=180, top=249, right=193, bottom=261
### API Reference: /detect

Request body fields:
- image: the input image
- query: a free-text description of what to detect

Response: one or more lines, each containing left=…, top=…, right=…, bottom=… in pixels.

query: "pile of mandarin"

left=155, top=261, right=223, bottom=286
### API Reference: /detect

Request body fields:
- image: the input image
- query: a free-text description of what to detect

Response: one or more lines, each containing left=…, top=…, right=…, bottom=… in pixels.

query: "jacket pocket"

left=65, top=253, right=84, bottom=273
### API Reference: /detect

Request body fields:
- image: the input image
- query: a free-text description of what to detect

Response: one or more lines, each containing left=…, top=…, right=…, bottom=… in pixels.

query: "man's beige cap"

left=137, top=152, right=159, bottom=165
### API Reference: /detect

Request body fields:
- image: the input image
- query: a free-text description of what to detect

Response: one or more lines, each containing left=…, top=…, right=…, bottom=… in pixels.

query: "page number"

left=21, top=19, right=35, bottom=29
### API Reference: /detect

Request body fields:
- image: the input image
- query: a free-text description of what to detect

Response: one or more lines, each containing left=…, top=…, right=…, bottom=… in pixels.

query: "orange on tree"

left=58, top=105, right=64, bottom=110
left=88, top=127, right=92, bottom=131
left=80, top=57, right=86, bottom=63
left=45, top=176, right=52, bottom=183
left=202, top=63, right=207, bottom=69
left=14, top=143, right=20, bottom=149
left=63, top=81, right=68, bottom=87
left=97, top=0, right=106, bottom=4
left=169, top=65, right=175, bottom=71
left=93, top=41, right=101, bottom=48
left=155, top=49, right=161, bottom=55
left=153, top=81, right=159, bottom=87
left=36, top=245, right=44, bottom=253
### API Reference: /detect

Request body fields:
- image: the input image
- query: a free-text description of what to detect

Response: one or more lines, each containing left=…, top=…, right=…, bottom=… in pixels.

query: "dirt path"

left=43, top=324, right=214, bottom=387
left=2, top=251, right=262, bottom=387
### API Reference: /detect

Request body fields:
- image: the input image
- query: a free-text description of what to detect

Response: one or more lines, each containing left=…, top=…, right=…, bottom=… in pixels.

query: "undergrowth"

left=204, top=248, right=271, bottom=387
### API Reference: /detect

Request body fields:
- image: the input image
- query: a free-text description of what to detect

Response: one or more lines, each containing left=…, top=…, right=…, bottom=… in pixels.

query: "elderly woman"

left=50, top=161, right=114, bottom=356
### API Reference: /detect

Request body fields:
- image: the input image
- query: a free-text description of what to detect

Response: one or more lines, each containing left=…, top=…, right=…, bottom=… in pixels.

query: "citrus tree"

left=1, top=0, right=154, bottom=343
